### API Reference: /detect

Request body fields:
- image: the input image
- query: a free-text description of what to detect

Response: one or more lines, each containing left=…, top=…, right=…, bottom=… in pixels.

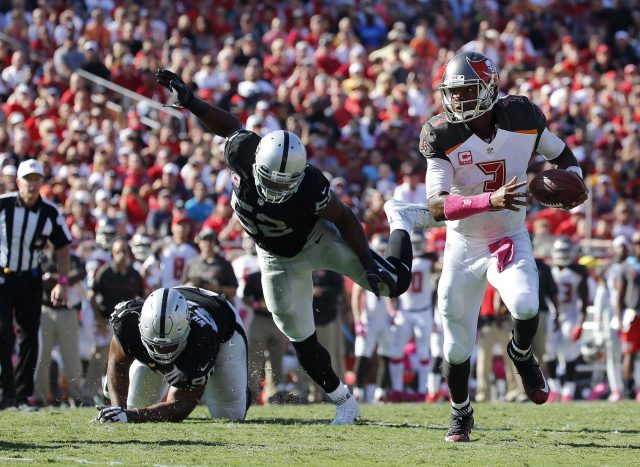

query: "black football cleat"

left=445, top=407, right=474, bottom=442
left=507, top=339, right=549, bottom=405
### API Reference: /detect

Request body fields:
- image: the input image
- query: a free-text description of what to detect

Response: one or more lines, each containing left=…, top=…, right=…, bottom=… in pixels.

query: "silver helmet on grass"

left=439, top=51, right=499, bottom=123
left=253, top=130, right=306, bottom=203
left=139, top=288, right=191, bottom=364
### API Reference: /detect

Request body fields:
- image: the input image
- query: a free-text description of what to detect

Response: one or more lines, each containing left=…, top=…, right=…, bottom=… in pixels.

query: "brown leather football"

left=529, top=169, right=588, bottom=208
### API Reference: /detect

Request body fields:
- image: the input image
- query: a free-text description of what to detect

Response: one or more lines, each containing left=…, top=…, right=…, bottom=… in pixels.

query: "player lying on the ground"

left=96, top=286, right=249, bottom=423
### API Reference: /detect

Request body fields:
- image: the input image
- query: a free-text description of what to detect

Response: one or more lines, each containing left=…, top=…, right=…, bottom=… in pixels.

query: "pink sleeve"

left=443, top=192, right=492, bottom=220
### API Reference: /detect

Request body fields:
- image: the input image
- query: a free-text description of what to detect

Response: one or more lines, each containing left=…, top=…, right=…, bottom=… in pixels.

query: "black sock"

left=623, top=378, right=636, bottom=398
left=442, top=358, right=471, bottom=405
left=380, top=229, right=412, bottom=296
left=565, top=358, right=579, bottom=382
left=377, top=355, right=391, bottom=389
left=512, top=314, right=539, bottom=351
left=354, top=356, right=370, bottom=387
left=292, top=333, right=340, bottom=393
left=546, top=359, right=558, bottom=379
left=432, top=356, right=443, bottom=374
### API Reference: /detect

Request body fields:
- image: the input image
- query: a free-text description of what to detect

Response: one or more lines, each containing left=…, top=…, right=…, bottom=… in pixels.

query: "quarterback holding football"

left=422, top=51, right=587, bottom=441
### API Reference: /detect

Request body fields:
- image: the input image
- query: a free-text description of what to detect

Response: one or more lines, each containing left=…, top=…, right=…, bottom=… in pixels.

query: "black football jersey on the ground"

left=419, top=95, right=547, bottom=162
left=224, top=129, right=330, bottom=258
left=110, top=287, right=237, bottom=389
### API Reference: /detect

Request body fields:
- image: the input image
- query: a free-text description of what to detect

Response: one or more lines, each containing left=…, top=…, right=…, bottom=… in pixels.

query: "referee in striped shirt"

left=0, top=159, right=72, bottom=409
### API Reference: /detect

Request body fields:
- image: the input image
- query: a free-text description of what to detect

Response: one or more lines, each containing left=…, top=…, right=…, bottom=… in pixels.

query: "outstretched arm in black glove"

left=155, top=69, right=241, bottom=138
left=318, top=192, right=396, bottom=297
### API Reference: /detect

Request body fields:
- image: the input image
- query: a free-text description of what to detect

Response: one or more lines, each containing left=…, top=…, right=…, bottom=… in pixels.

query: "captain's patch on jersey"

left=457, top=150, right=473, bottom=165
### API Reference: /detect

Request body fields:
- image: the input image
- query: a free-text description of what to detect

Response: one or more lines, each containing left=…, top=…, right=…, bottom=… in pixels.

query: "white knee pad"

left=444, top=341, right=473, bottom=365
left=508, top=293, right=539, bottom=321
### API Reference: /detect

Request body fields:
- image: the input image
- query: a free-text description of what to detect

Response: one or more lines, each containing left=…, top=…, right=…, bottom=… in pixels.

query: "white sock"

left=562, top=382, right=576, bottom=398
left=548, top=378, right=560, bottom=393
left=327, top=383, right=350, bottom=404
left=389, top=362, right=404, bottom=392
left=427, top=373, right=441, bottom=396
left=365, top=384, right=376, bottom=404
left=511, top=341, right=531, bottom=356
left=416, top=363, right=429, bottom=394
left=451, top=396, right=470, bottom=410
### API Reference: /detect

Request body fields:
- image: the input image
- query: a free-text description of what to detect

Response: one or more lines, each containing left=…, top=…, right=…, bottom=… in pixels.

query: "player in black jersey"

left=96, top=286, right=249, bottom=423
left=156, top=69, right=439, bottom=424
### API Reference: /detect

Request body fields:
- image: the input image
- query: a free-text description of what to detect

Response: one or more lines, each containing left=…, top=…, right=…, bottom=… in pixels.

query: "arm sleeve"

left=49, top=205, right=73, bottom=249
left=426, top=157, right=454, bottom=199
left=536, top=128, right=566, bottom=161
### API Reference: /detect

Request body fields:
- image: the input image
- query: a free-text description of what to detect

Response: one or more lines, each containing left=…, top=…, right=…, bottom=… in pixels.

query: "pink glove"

left=355, top=321, right=366, bottom=336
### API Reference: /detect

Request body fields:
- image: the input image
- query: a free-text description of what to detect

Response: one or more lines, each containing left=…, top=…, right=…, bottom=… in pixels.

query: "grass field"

left=0, top=401, right=638, bottom=465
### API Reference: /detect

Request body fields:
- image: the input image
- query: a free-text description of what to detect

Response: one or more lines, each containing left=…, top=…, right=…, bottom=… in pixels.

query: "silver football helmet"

left=552, top=237, right=577, bottom=267
left=130, top=233, right=153, bottom=262
left=253, top=130, right=306, bottom=203
left=438, top=51, right=499, bottom=123
left=95, top=218, right=118, bottom=251
left=139, top=288, right=191, bottom=364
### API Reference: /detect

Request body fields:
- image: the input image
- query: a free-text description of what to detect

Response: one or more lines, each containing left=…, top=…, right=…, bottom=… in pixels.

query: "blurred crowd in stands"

left=1, top=0, right=640, bottom=406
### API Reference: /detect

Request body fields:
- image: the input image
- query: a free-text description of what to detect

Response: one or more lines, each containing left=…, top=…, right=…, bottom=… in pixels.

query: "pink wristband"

left=57, top=275, right=69, bottom=285
left=443, top=192, right=492, bottom=220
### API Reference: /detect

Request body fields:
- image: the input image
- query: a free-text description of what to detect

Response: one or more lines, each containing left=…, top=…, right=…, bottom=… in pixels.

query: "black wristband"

left=126, top=409, right=140, bottom=423
left=186, top=97, right=210, bottom=118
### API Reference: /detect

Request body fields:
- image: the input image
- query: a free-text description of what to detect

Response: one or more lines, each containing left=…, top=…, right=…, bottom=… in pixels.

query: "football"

left=529, top=169, right=588, bottom=208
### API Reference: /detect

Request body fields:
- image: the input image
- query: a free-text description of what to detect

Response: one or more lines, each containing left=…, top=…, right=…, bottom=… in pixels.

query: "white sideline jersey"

left=159, top=242, right=199, bottom=288
left=399, top=256, right=434, bottom=311
left=552, top=265, right=586, bottom=321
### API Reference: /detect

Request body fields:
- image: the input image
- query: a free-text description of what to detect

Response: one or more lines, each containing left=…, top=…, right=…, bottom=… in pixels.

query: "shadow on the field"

left=242, top=417, right=333, bottom=425
left=0, top=439, right=229, bottom=451
left=558, top=442, right=640, bottom=450
left=539, top=428, right=640, bottom=435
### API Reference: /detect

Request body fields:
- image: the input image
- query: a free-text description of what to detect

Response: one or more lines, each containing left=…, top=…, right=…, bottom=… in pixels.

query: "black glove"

left=96, top=405, right=139, bottom=423
left=156, top=69, right=193, bottom=107
left=360, top=253, right=396, bottom=297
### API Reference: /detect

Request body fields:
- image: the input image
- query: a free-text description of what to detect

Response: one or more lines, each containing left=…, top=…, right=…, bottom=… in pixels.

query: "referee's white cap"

left=17, top=159, right=45, bottom=179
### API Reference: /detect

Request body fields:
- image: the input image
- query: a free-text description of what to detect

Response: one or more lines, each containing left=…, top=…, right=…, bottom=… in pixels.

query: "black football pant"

left=0, top=273, right=43, bottom=402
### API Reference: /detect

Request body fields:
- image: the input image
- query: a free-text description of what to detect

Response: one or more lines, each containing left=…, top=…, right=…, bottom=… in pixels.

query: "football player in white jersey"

left=158, top=215, right=199, bottom=289
left=386, top=231, right=440, bottom=401
left=599, top=236, right=629, bottom=401
left=547, top=237, right=589, bottom=402
left=231, top=233, right=261, bottom=326
left=422, top=51, right=587, bottom=441
left=351, top=235, right=394, bottom=403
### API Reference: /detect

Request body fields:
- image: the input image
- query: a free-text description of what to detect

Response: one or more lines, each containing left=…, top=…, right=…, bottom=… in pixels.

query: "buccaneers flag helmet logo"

left=466, top=57, right=497, bottom=84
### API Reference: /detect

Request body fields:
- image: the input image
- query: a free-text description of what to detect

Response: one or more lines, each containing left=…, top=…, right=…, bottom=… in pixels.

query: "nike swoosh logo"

left=541, top=378, right=549, bottom=394
left=321, top=186, right=328, bottom=195
left=314, top=234, right=323, bottom=244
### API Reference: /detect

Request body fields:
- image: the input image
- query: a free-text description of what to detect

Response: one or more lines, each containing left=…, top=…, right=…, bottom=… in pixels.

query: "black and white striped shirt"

left=0, top=193, right=72, bottom=273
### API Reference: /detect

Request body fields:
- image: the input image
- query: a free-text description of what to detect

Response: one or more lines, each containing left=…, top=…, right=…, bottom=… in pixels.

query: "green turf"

left=0, top=402, right=637, bottom=465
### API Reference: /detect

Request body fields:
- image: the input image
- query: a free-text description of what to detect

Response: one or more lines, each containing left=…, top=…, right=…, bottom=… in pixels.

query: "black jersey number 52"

left=236, top=210, right=293, bottom=238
